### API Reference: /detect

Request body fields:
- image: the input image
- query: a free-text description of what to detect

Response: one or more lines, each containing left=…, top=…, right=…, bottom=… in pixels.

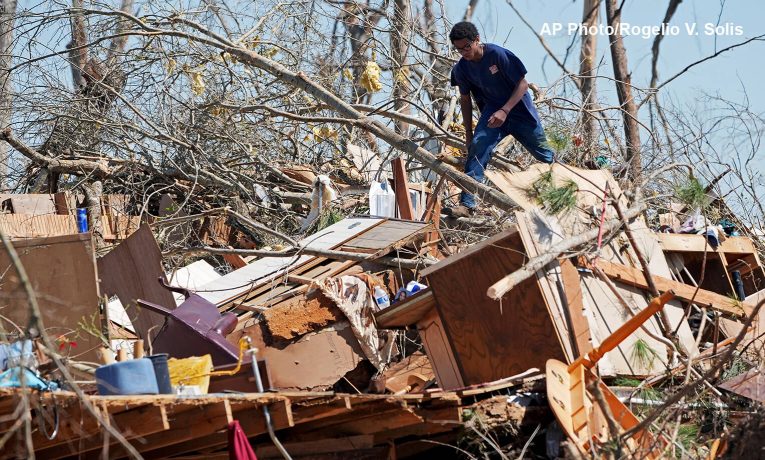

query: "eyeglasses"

left=453, top=41, right=474, bottom=52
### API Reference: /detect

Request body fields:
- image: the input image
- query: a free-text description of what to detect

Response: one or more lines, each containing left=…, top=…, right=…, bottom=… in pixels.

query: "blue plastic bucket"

left=95, top=358, right=159, bottom=395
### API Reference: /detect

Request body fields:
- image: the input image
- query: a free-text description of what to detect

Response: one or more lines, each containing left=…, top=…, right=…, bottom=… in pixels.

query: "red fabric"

left=228, top=420, right=258, bottom=460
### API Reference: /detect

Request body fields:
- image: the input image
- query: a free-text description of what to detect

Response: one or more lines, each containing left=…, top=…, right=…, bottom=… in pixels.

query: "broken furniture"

left=137, top=279, right=243, bottom=367
left=547, top=291, right=674, bottom=458
left=378, top=227, right=567, bottom=390
left=98, top=224, right=175, bottom=341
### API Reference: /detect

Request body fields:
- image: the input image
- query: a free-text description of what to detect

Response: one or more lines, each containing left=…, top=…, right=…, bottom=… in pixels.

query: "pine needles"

left=675, top=176, right=710, bottom=210
left=529, top=170, right=579, bottom=215
left=630, top=338, right=659, bottom=372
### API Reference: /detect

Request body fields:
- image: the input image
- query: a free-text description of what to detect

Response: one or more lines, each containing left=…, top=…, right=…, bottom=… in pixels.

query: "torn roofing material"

left=196, top=217, right=383, bottom=306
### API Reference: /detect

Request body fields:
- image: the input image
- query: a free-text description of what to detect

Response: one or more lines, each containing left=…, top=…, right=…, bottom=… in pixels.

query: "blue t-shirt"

left=450, top=43, right=541, bottom=126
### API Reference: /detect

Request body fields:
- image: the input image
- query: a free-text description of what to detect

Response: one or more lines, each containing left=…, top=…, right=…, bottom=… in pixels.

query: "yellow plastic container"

left=167, top=354, right=213, bottom=394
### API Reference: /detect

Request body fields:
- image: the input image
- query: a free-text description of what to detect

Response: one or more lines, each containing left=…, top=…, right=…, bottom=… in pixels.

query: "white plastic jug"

left=369, top=180, right=396, bottom=218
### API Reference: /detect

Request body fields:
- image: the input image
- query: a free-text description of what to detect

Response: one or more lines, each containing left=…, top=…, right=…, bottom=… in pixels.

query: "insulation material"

left=320, top=275, right=390, bottom=370
left=168, top=354, right=213, bottom=393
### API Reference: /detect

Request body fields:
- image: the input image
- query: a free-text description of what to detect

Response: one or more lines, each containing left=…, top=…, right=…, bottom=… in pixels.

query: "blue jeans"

left=460, top=116, right=555, bottom=208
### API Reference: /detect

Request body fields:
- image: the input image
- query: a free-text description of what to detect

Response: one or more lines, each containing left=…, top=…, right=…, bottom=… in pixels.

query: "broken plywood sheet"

left=97, top=224, right=174, bottom=341
left=262, top=321, right=366, bottom=390
left=8, top=194, right=57, bottom=215
left=197, top=217, right=384, bottom=306
left=494, top=168, right=697, bottom=374
left=486, top=163, right=624, bottom=237
left=0, top=214, right=77, bottom=239
left=0, top=233, right=105, bottom=362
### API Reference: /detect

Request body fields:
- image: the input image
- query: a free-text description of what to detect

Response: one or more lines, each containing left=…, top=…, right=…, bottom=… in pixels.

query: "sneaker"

left=443, top=205, right=475, bottom=218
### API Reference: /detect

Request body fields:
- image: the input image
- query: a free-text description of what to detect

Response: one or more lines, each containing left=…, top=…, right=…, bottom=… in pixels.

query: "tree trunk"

left=390, top=0, right=411, bottom=136
left=83, top=181, right=105, bottom=248
left=0, top=0, right=16, bottom=191
left=605, top=0, right=641, bottom=181
left=579, top=0, right=599, bottom=151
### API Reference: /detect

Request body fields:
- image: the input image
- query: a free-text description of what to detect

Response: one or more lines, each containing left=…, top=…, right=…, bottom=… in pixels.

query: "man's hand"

left=487, top=109, right=507, bottom=128
left=465, top=131, right=473, bottom=152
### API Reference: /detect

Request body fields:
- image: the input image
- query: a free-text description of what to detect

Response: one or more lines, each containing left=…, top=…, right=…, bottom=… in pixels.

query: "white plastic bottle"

left=373, top=286, right=390, bottom=309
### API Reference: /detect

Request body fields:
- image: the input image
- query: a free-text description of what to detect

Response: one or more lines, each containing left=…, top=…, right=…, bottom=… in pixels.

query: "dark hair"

left=449, top=21, right=479, bottom=42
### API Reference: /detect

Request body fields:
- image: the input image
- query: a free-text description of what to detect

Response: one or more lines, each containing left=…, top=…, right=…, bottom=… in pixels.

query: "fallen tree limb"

left=81, top=9, right=522, bottom=212
left=486, top=201, right=647, bottom=300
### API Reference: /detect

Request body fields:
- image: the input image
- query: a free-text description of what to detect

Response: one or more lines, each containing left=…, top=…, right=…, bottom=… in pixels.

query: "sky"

left=443, top=0, right=765, bottom=172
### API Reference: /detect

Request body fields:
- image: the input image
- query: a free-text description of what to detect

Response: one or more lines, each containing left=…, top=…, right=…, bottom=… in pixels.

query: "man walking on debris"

left=446, top=21, right=555, bottom=218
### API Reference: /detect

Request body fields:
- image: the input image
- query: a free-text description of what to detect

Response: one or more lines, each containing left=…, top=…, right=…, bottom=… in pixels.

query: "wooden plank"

left=255, top=434, right=374, bottom=458
left=374, top=289, right=436, bottom=328
left=137, top=399, right=292, bottom=458
left=291, top=396, right=353, bottom=424
left=9, top=194, right=56, bottom=215
left=656, top=232, right=758, bottom=254
left=0, top=233, right=105, bottom=363
left=559, top=259, right=593, bottom=357
left=198, top=217, right=384, bottom=306
left=422, top=228, right=566, bottom=388
left=97, top=224, right=175, bottom=341
left=392, top=157, right=415, bottom=220
left=417, top=307, right=464, bottom=390
left=0, top=214, right=77, bottom=238
left=596, top=259, right=751, bottom=319
left=35, top=403, right=170, bottom=458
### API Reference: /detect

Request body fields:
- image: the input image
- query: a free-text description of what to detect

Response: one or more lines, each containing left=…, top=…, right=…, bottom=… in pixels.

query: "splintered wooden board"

left=97, top=224, right=174, bottom=341
left=490, top=165, right=698, bottom=375
left=0, top=233, right=104, bottom=362
left=421, top=228, right=566, bottom=387
left=547, top=359, right=663, bottom=458
left=0, top=214, right=77, bottom=238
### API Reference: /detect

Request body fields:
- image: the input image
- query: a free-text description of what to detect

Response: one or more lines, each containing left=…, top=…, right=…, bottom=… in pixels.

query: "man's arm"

left=487, top=77, right=529, bottom=128
left=459, top=94, right=474, bottom=149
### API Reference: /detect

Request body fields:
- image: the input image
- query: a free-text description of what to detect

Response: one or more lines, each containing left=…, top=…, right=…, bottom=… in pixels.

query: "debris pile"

left=1, top=164, right=763, bottom=458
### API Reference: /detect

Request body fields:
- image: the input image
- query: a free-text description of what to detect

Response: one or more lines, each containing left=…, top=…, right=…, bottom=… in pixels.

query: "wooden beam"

left=595, top=259, right=752, bottom=319
left=255, top=434, right=374, bottom=458
left=559, top=259, right=593, bottom=358
left=656, top=233, right=758, bottom=254
left=392, top=157, right=415, bottom=220
left=140, top=399, right=293, bottom=458
left=35, top=402, right=170, bottom=458
left=374, top=289, right=436, bottom=328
